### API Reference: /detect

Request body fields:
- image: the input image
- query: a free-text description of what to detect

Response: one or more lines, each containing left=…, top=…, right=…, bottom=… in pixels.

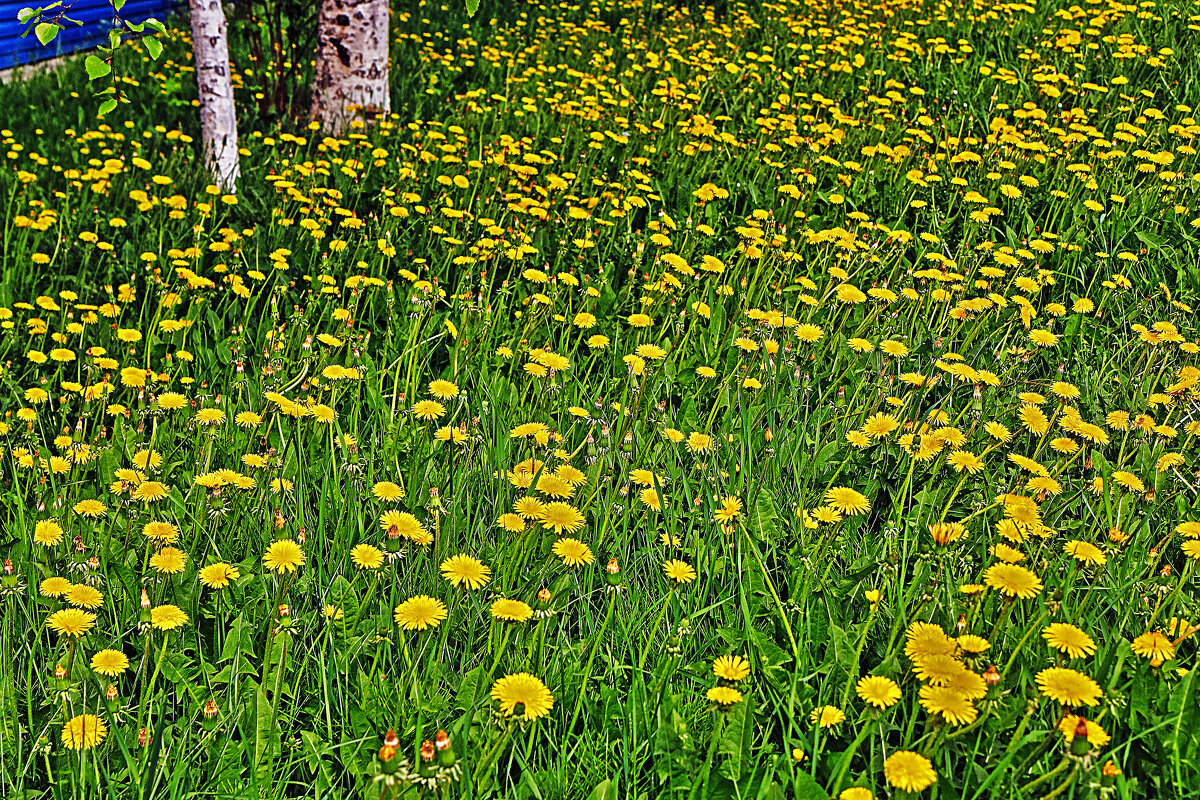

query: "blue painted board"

left=0, top=0, right=178, bottom=69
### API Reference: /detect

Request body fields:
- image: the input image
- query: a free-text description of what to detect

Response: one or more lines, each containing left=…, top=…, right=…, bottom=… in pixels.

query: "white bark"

left=188, top=0, right=239, bottom=191
left=311, top=0, right=390, bottom=133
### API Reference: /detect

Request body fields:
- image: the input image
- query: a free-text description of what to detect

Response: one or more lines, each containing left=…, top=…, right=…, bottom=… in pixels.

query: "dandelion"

left=856, top=675, right=902, bottom=709
left=1063, top=540, right=1106, bottom=566
left=919, top=685, right=977, bottom=725
left=150, top=604, right=189, bottom=631
left=34, top=520, right=64, bottom=547
left=1042, top=624, right=1096, bottom=658
left=713, top=655, right=751, bottom=682
left=440, top=554, right=491, bottom=589
left=552, top=538, right=595, bottom=566
left=90, top=649, right=129, bottom=677
left=150, top=547, right=187, bottom=574
left=393, top=596, right=447, bottom=631
left=662, top=559, right=697, bottom=584
left=412, top=400, right=446, bottom=421
left=198, top=563, right=240, bottom=589
left=263, top=540, right=305, bottom=573
left=1036, top=667, right=1102, bottom=706
left=351, top=544, right=385, bottom=570
left=686, top=432, right=714, bottom=455
left=714, top=496, right=742, bottom=524
left=490, top=598, right=533, bottom=623
left=811, top=705, right=845, bottom=728
left=824, top=487, right=869, bottom=516
left=1058, top=715, right=1111, bottom=747
left=62, top=714, right=107, bottom=750
left=372, top=482, right=405, bottom=501
left=492, top=673, right=554, bottom=720
left=537, top=502, right=585, bottom=535
left=73, top=499, right=107, bottom=518
left=984, top=563, right=1043, bottom=599
left=1130, top=632, right=1175, bottom=666
left=707, top=686, right=743, bottom=706
left=47, top=609, right=96, bottom=638
left=379, top=511, right=427, bottom=539
left=428, top=379, right=459, bottom=399
left=65, top=584, right=104, bottom=609
left=884, top=751, right=937, bottom=792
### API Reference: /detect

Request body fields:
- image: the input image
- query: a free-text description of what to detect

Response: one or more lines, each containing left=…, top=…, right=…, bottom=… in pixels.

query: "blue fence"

left=0, top=0, right=178, bottom=69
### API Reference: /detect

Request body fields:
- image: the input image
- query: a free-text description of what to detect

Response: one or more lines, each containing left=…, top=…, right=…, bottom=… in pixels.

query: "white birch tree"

left=310, top=0, right=390, bottom=133
left=188, top=0, right=239, bottom=191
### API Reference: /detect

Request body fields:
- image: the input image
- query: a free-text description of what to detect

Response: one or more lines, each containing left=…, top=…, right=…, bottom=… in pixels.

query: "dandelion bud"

left=956, top=613, right=967, bottom=633
left=1102, top=761, right=1121, bottom=787
left=983, top=664, right=1001, bottom=687
left=201, top=699, right=219, bottom=730
left=435, top=729, right=457, bottom=767
left=2, top=559, right=11, bottom=575
left=278, top=604, right=290, bottom=618
left=1070, top=718, right=1091, bottom=756
left=383, top=729, right=400, bottom=748
left=605, top=557, right=622, bottom=587
left=54, top=663, right=67, bottom=680
left=764, top=427, right=773, bottom=442
left=139, top=727, right=148, bottom=747
left=417, top=740, right=438, bottom=778
left=274, top=509, right=285, bottom=529
left=107, top=684, right=119, bottom=701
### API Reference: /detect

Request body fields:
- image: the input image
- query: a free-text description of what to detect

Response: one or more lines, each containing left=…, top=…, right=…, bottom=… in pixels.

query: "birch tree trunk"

left=188, top=0, right=240, bottom=191
left=311, top=0, right=390, bottom=133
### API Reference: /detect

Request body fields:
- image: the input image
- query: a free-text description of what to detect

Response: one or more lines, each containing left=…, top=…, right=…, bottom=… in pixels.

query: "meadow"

left=1, top=0, right=1200, bottom=797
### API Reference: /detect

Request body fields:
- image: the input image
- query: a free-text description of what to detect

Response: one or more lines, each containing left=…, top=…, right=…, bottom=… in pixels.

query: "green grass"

left=1, top=0, right=1200, bottom=798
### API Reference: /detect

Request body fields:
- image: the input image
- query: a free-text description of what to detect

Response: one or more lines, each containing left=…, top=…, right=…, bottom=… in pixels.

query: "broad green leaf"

left=145, top=37, right=162, bottom=60
left=793, top=771, right=829, bottom=800
left=35, top=21, right=60, bottom=45
left=17, top=7, right=35, bottom=24
left=466, top=0, right=479, bottom=16
left=718, top=696, right=755, bottom=781
left=98, top=98, right=118, bottom=117
left=113, top=0, right=127, bottom=11
left=85, top=55, right=111, bottom=80
left=749, top=488, right=778, bottom=541
left=586, top=778, right=618, bottom=800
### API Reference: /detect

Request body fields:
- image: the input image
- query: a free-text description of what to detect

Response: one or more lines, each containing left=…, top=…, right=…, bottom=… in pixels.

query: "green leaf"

left=113, top=0, right=127, bottom=11
left=145, top=36, right=162, bottom=60
left=1166, top=668, right=1198, bottom=764
left=35, top=21, right=60, bottom=45
left=98, top=98, right=118, bottom=117
left=85, top=55, right=111, bottom=80
left=793, top=771, right=830, bottom=800
left=749, top=489, right=778, bottom=541
left=718, top=696, right=755, bottom=781
left=17, top=7, right=35, bottom=24
left=465, top=0, right=479, bottom=17
left=586, top=778, right=618, bottom=800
